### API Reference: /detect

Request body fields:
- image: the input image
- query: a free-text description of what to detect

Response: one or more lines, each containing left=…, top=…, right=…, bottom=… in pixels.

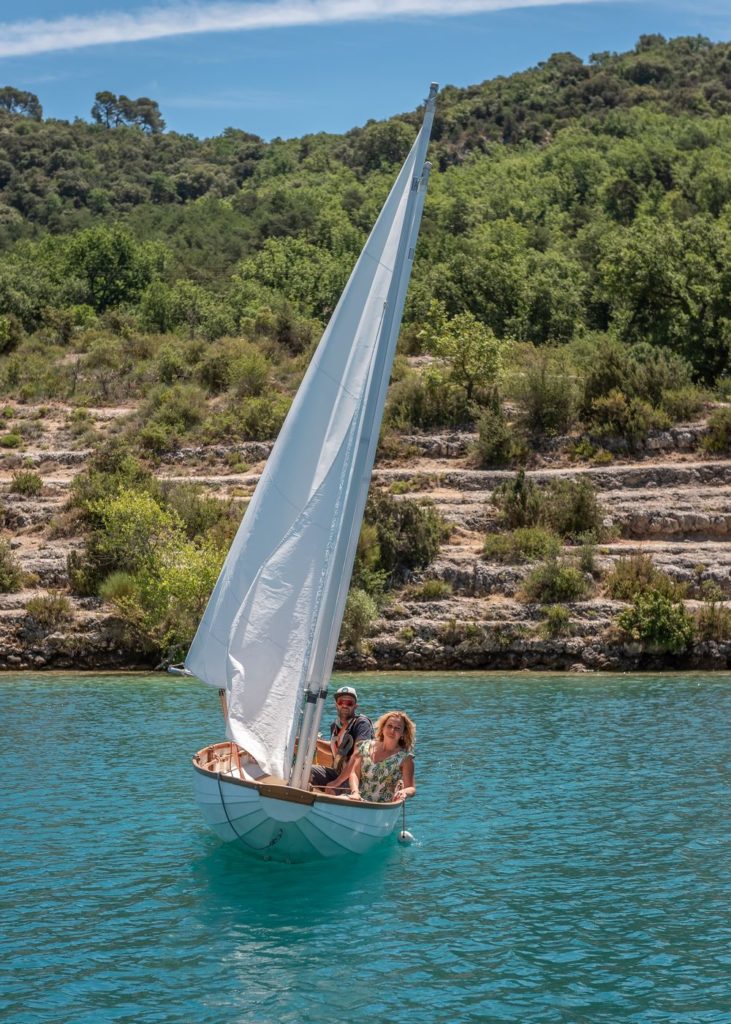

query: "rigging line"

left=216, top=771, right=245, bottom=844
left=215, top=773, right=286, bottom=850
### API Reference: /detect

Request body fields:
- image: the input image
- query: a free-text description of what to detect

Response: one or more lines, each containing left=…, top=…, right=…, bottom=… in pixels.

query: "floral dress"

left=356, top=740, right=413, bottom=802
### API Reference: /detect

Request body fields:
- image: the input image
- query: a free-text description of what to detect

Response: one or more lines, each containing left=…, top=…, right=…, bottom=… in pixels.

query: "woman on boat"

left=326, top=710, right=416, bottom=802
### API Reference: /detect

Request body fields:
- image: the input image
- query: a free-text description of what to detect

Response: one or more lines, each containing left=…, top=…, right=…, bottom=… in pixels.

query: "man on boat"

left=310, top=686, right=374, bottom=793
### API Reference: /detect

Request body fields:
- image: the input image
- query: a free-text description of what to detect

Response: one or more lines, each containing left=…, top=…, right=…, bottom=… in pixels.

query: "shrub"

left=99, top=571, right=138, bottom=603
left=483, top=526, right=561, bottom=564
left=542, top=479, right=605, bottom=540
left=229, top=350, right=270, bottom=398
left=540, top=604, right=573, bottom=638
left=512, top=348, right=579, bottom=438
left=0, top=541, right=23, bottom=592
left=385, top=369, right=471, bottom=431
left=660, top=386, right=706, bottom=422
left=617, top=589, right=694, bottom=652
left=351, top=522, right=388, bottom=598
left=577, top=534, right=598, bottom=575
left=604, top=554, right=686, bottom=601
left=25, top=593, right=74, bottom=629
left=68, top=442, right=158, bottom=526
left=138, top=420, right=180, bottom=455
left=703, top=406, right=731, bottom=454
left=363, top=491, right=446, bottom=585
left=154, top=342, right=194, bottom=385
left=406, top=579, right=453, bottom=601
left=161, top=482, right=236, bottom=540
left=103, top=537, right=225, bottom=660
left=237, top=394, right=291, bottom=441
left=694, top=600, right=731, bottom=642
left=66, top=407, right=96, bottom=439
left=589, top=389, right=669, bottom=447
left=493, top=473, right=605, bottom=540
left=582, top=338, right=695, bottom=412
left=474, top=406, right=515, bottom=468
left=521, top=559, right=589, bottom=603
left=340, top=587, right=378, bottom=651
left=492, top=470, right=543, bottom=530
left=0, top=433, right=22, bottom=448
left=142, top=382, right=207, bottom=432
left=9, top=470, right=42, bottom=496
left=69, top=489, right=184, bottom=596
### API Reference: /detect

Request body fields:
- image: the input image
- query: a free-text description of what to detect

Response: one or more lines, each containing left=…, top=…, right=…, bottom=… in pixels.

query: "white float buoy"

left=398, top=829, right=415, bottom=844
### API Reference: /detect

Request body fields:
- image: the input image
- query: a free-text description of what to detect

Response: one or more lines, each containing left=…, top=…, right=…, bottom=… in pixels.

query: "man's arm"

left=352, top=716, right=374, bottom=741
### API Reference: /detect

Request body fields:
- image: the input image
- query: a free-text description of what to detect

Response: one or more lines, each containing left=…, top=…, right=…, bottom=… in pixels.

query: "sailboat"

left=184, top=85, right=438, bottom=862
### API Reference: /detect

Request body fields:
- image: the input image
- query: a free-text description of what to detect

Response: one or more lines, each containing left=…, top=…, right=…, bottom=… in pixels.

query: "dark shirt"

left=329, top=714, right=373, bottom=771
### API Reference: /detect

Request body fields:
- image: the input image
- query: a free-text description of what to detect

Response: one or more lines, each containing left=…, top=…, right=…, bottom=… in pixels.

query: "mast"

left=289, top=85, right=438, bottom=789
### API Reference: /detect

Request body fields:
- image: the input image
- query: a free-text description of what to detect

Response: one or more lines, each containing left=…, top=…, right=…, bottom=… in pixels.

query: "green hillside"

left=0, top=34, right=730, bottom=663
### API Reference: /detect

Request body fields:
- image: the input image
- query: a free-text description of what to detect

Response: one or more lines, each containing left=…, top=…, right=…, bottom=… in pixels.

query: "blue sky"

left=1, top=1, right=730, bottom=140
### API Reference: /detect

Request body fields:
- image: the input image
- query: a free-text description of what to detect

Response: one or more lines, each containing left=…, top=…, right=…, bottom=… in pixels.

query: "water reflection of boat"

left=184, top=85, right=438, bottom=862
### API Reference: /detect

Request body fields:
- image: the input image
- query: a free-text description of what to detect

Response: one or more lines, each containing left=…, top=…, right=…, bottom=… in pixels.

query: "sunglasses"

left=336, top=699, right=356, bottom=707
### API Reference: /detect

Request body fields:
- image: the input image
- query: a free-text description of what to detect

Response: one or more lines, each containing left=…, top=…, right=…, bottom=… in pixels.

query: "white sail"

left=186, top=88, right=437, bottom=780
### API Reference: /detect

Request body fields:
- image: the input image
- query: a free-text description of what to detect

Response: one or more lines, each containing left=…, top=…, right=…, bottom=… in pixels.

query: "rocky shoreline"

left=1, top=406, right=730, bottom=674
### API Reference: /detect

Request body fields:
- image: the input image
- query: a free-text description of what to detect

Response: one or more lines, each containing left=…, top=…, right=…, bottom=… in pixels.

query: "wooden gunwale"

left=191, top=747, right=399, bottom=809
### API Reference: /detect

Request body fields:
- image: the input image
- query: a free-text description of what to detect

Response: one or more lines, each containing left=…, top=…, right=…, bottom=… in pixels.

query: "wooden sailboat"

left=185, top=85, right=438, bottom=862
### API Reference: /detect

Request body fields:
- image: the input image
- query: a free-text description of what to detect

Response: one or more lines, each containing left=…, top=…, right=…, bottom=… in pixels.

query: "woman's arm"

left=347, top=753, right=363, bottom=800
left=397, top=755, right=416, bottom=800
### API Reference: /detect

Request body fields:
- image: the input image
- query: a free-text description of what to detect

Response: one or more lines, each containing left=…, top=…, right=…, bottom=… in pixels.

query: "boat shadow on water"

left=189, top=834, right=406, bottom=926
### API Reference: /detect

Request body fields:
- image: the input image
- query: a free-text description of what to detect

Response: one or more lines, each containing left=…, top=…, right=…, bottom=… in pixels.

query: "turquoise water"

left=1, top=672, right=729, bottom=1024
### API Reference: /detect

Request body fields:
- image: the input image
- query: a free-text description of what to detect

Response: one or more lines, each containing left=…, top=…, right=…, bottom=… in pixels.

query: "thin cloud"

left=0, top=0, right=611, bottom=58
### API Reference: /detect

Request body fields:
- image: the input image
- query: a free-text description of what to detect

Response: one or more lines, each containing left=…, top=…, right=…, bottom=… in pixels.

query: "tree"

left=63, top=225, right=167, bottom=312
left=91, top=92, right=165, bottom=133
left=0, top=87, right=42, bottom=120
left=425, top=306, right=506, bottom=402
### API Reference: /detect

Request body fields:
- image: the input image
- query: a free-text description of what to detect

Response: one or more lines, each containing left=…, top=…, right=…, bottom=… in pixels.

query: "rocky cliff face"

left=0, top=404, right=729, bottom=672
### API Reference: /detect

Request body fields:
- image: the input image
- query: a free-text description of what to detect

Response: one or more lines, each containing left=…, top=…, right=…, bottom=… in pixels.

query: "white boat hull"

left=193, top=744, right=403, bottom=862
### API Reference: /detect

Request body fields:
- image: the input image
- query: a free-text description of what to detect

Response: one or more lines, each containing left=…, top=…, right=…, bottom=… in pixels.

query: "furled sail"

left=186, top=87, right=437, bottom=780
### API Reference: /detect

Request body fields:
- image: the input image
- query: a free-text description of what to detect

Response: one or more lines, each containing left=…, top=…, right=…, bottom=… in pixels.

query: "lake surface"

left=1, top=672, right=729, bottom=1024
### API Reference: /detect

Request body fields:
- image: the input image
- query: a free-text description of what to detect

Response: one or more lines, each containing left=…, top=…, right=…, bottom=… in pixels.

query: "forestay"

left=186, top=87, right=437, bottom=780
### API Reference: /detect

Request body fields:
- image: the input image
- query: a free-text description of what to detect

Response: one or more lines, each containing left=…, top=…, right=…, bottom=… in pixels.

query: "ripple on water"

left=1, top=672, right=729, bottom=1024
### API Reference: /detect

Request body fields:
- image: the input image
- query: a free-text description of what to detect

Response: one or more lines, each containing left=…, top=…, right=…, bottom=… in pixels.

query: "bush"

left=161, top=482, right=237, bottom=541
left=542, top=478, right=605, bottom=540
left=577, top=534, right=598, bottom=576
left=385, top=369, right=471, bottom=431
left=660, top=386, right=706, bottom=422
left=103, top=537, right=225, bottom=660
left=406, top=579, right=453, bottom=601
left=9, top=470, right=42, bottom=496
left=0, top=432, right=22, bottom=448
left=511, top=348, right=579, bottom=438
left=25, top=593, right=74, bottom=629
left=237, top=394, right=290, bottom=441
left=0, top=541, right=24, bottom=592
left=703, top=406, right=731, bottom=454
left=589, top=389, right=669, bottom=447
left=492, top=473, right=605, bottom=540
left=363, top=491, right=446, bottom=585
left=340, top=587, right=378, bottom=651
left=229, top=349, right=270, bottom=398
left=617, top=589, right=694, bottom=652
left=69, top=488, right=184, bottom=596
left=582, top=338, right=695, bottom=412
left=540, top=604, right=573, bottom=638
left=99, top=571, right=138, bottom=603
left=68, top=442, right=158, bottom=525
left=521, top=559, right=590, bottom=603
left=694, top=600, right=731, bottom=642
left=474, top=406, right=515, bottom=468
left=604, top=553, right=686, bottom=601
left=492, top=470, right=543, bottom=530
left=483, top=526, right=561, bottom=564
